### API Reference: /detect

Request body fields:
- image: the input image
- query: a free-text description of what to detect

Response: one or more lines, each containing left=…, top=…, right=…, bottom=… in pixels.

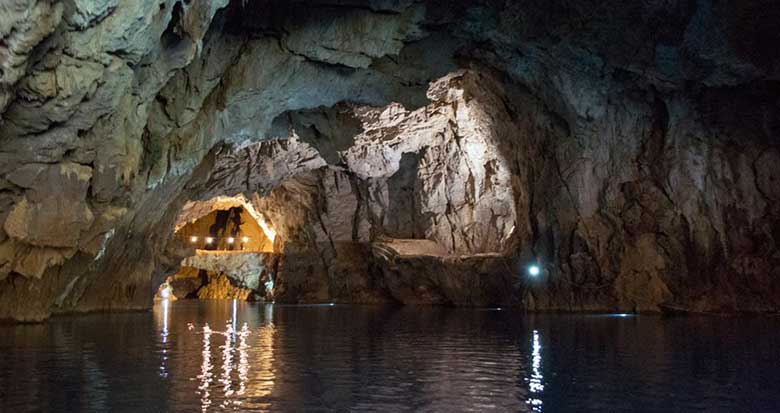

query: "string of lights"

left=188, top=235, right=251, bottom=249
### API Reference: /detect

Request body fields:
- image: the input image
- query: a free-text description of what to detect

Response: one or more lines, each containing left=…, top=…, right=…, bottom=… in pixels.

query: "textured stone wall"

left=0, top=0, right=777, bottom=320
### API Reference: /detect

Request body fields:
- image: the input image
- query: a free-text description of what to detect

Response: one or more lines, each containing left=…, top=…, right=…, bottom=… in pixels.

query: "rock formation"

left=0, top=0, right=778, bottom=320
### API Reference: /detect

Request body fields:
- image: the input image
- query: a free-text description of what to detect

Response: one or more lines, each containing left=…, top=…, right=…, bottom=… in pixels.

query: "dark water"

left=1, top=301, right=779, bottom=412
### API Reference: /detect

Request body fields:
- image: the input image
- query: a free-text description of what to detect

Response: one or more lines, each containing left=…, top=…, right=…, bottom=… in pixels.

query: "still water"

left=1, top=301, right=779, bottom=412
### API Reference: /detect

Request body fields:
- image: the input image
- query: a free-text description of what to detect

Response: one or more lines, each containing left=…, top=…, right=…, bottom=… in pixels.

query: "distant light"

left=528, top=265, right=541, bottom=277
left=610, top=313, right=633, bottom=318
left=227, top=237, right=235, bottom=244
left=190, top=236, right=198, bottom=243
left=205, top=237, right=214, bottom=244
left=160, top=285, right=171, bottom=299
left=241, top=236, right=249, bottom=243
left=329, top=303, right=335, bottom=306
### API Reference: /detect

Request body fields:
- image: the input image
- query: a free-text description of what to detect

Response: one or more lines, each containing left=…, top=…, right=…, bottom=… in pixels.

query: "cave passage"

left=157, top=196, right=279, bottom=301
left=1, top=0, right=779, bottom=411
left=2, top=0, right=777, bottom=322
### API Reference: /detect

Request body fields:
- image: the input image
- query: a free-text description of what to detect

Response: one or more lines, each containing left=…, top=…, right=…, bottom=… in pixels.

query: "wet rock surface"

left=371, top=239, right=515, bottom=306
left=164, top=266, right=260, bottom=301
left=180, top=250, right=275, bottom=292
left=0, top=0, right=778, bottom=320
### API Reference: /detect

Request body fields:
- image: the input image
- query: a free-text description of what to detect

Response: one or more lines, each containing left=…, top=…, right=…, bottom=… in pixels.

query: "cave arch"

left=154, top=70, right=531, bottom=307
left=1, top=0, right=778, bottom=321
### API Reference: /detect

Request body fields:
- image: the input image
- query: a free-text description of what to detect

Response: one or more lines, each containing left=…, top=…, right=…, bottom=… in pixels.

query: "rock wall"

left=237, top=71, right=779, bottom=312
left=164, top=266, right=260, bottom=301
left=179, top=250, right=274, bottom=292
left=0, top=0, right=777, bottom=320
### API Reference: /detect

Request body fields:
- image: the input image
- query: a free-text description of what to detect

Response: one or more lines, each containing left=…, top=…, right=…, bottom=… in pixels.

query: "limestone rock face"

left=164, top=266, right=259, bottom=301
left=0, top=0, right=778, bottom=320
left=196, top=272, right=255, bottom=301
left=281, top=5, right=425, bottom=68
left=180, top=251, right=275, bottom=292
left=372, top=239, right=515, bottom=306
left=4, top=163, right=93, bottom=248
left=240, top=71, right=521, bottom=255
left=0, top=0, right=63, bottom=114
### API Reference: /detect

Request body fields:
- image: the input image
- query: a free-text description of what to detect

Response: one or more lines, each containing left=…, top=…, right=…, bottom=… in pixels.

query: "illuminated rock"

left=0, top=0, right=778, bottom=320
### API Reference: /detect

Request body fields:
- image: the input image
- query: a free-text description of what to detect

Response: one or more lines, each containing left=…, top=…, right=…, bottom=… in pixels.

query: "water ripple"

left=2, top=302, right=780, bottom=411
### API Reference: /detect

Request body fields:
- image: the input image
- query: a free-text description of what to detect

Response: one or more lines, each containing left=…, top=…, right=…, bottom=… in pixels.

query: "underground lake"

left=1, top=0, right=779, bottom=411
left=3, top=301, right=780, bottom=411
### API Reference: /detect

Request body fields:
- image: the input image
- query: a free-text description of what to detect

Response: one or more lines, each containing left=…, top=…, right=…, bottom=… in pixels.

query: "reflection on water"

left=159, top=299, right=170, bottom=378
left=2, top=301, right=780, bottom=412
left=187, top=302, right=266, bottom=411
left=527, top=329, right=544, bottom=411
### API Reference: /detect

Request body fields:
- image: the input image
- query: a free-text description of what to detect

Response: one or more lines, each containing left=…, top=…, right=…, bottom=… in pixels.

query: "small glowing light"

left=610, top=313, right=633, bottom=318
left=528, top=265, right=541, bottom=277
left=160, top=284, right=171, bottom=299
left=241, top=236, right=249, bottom=243
left=190, top=236, right=198, bottom=243
left=205, top=237, right=214, bottom=244
left=227, top=237, right=235, bottom=244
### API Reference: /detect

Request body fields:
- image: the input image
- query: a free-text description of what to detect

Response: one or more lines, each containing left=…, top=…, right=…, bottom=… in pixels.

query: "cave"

left=1, top=0, right=779, bottom=410
left=155, top=196, right=277, bottom=301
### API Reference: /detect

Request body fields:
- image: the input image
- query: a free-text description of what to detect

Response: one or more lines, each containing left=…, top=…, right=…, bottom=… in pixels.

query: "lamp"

left=205, top=237, right=214, bottom=244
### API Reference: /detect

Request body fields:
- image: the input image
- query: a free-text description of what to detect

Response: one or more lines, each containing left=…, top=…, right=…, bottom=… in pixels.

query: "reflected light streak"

left=220, top=321, right=235, bottom=408
left=250, top=323, right=276, bottom=401
left=197, top=324, right=214, bottom=412
left=232, top=300, right=237, bottom=336
left=237, top=323, right=250, bottom=397
left=159, top=299, right=169, bottom=378
left=264, top=303, right=274, bottom=324
left=193, top=318, right=255, bottom=411
left=245, top=304, right=276, bottom=404
left=526, top=329, right=544, bottom=412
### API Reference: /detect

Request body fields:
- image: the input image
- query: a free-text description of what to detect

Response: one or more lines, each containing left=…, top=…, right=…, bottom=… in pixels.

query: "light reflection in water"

left=219, top=321, right=234, bottom=408
left=232, top=299, right=237, bottom=337
left=242, top=303, right=276, bottom=407
left=7, top=302, right=775, bottom=411
left=527, top=329, right=544, bottom=411
left=237, top=323, right=250, bottom=397
left=159, top=299, right=170, bottom=378
left=197, top=324, right=214, bottom=412
left=191, top=304, right=276, bottom=411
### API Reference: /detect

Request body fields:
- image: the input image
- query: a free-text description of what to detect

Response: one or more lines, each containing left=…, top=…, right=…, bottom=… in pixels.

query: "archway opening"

left=156, top=195, right=279, bottom=302
left=154, top=70, right=529, bottom=308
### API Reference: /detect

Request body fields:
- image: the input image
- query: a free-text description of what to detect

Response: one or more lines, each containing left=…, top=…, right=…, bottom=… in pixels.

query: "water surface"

left=1, top=301, right=779, bottom=411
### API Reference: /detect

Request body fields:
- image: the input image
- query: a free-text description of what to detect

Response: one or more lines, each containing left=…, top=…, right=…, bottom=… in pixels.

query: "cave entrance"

left=156, top=196, right=279, bottom=302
